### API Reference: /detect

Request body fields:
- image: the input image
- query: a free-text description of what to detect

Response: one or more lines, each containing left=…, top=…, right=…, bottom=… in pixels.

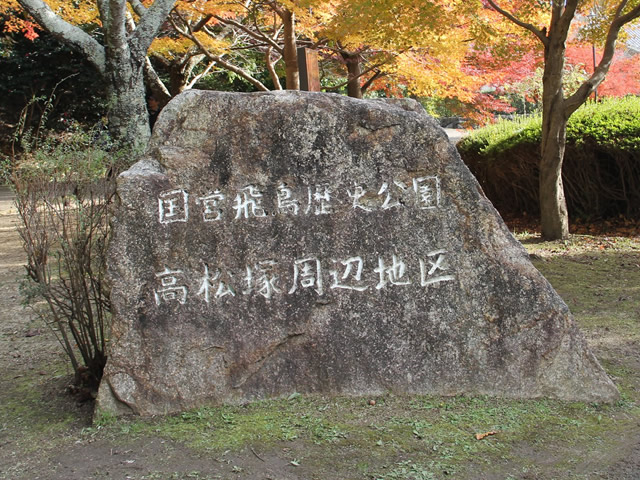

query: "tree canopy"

left=2, top=0, right=639, bottom=164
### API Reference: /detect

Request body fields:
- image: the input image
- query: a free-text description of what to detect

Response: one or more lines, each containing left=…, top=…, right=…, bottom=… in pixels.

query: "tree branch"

left=128, top=0, right=147, bottom=17
left=213, top=14, right=283, bottom=54
left=171, top=13, right=270, bottom=92
left=485, top=0, right=548, bottom=46
left=565, top=2, right=640, bottom=115
left=144, top=57, right=171, bottom=103
left=556, top=0, right=579, bottom=41
left=192, top=14, right=213, bottom=32
left=17, top=0, right=106, bottom=75
left=107, top=0, right=128, bottom=52
left=185, top=59, right=215, bottom=89
left=323, top=60, right=387, bottom=92
left=265, top=46, right=283, bottom=89
left=96, top=0, right=110, bottom=33
left=130, top=0, right=177, bottom=61
left=361, top=70, right=385, bottom=94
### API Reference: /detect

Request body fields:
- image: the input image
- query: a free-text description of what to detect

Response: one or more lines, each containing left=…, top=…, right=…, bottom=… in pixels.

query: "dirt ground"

left=1, top=185, right=639, bottom=480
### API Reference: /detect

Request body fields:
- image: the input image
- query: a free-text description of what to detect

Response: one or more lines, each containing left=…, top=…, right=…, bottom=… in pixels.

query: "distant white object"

left=444, top=128, right=468, bottom=144
left=627, top=25, right=640, bottom=55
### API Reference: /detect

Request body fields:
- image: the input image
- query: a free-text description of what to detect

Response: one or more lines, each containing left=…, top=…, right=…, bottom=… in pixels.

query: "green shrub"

left=458, top=97, right=640, bottom=219
left=566, top=97, right=640, bottom=152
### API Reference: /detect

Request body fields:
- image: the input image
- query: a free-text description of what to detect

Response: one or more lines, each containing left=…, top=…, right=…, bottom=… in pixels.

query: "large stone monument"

left=97, top=91, right=618, bottom=416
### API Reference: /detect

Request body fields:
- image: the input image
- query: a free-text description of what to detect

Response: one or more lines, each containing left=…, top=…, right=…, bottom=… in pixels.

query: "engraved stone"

left=97, top=91, right=618, bottom=416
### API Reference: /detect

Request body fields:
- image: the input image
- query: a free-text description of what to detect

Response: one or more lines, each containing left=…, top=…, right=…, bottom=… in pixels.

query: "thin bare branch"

left=144, top=57, right=171, bottom=102
left=213, top=14, right=283, bottom=53
left=193, top=14, right=214, bottom=32
left=361, top=70, right=386, bottom=94
left=186, top=60, right=216, bottom=89
left=486, top=0, right=548, bottom=46
left=172, top=11, right=270, bottom=91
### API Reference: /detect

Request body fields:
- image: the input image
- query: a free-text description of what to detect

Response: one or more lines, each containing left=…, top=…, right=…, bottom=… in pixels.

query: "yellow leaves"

left=176, top=0, right=243, bottom=20
left=395, top=53, right=481, bottom=102
left=47, top=0, right=100, bottom=26
left=151, top=36, right=194, bottom=57
left=0, top=0, right=21, bottom=13
left=192, top=31, right=230, bottom=53
left=2, top=0, right=100, bottom=33
left=151, top=34, right=230, bottom=58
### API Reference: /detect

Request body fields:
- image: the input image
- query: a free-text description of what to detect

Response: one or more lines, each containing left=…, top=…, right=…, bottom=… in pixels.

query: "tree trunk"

left=539, top=35, right=570, bottom=240
left=341, top=51, right=363, bottom=98
left=105, top=55, right=151, bottom=150
left=280, top=9, right=299, bottom=90
left=17, top=0, right=176, bottom=150
left=486, top=0, right=640, bottom=240
left=539, top=111, right=569, bottom=239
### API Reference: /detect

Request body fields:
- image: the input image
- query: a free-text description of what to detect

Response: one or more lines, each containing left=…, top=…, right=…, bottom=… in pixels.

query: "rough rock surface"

left=97, top=90, right=618, bottom=416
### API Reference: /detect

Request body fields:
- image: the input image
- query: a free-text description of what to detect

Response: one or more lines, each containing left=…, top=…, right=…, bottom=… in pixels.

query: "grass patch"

left=521, top=233, right=640, bottom=339
left=114, top=396, right=351, bottom=451
left=90, top=390, right=638, bottom=479
left=0, top=360, right=79, bottom=455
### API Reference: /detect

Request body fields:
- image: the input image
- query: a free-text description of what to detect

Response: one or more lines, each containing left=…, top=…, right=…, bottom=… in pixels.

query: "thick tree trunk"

left=17, top=0, right=176, bottom=150
left=539, top=17, right=569, bottom=240
left=539, top=112, right=569, bottom=240
left=540, top=35, right=570, bottom=240
left=105, top=56, right=151, bottom=150
left=486, top=0, right=640, bottom=240
left=341, top=51, right=363, bottom=99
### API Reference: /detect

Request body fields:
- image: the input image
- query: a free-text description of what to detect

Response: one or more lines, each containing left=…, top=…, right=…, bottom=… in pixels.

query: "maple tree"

left=9, top=0, right=176, bottom=148
left=485, top=0, right=640, bottom=240
left=165, top=1, right=281, bottom=92
left=164, top=0, right=487, bottom=104
left=566, top=44, right=640, bottom=96
left=311, top=0, right=487, bottom=101
left=472, top=41, right=640, bottom=117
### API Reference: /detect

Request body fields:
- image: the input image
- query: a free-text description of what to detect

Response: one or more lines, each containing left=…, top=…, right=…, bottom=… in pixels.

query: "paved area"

left=444, top=128, right=468, bottom=144
left=0, top=185, right=16, bottom=214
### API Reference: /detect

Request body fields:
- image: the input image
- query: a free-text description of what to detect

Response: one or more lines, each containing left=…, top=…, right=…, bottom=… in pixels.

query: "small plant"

left=12, top=108, right=132, bottom=392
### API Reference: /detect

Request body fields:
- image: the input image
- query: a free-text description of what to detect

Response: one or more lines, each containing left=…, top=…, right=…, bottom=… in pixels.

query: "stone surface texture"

left=97, top=90, right=618, bottom=416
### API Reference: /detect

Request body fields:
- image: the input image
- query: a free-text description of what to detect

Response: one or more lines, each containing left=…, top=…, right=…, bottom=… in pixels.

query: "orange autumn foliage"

left=566, top=44, right=640, bottom=96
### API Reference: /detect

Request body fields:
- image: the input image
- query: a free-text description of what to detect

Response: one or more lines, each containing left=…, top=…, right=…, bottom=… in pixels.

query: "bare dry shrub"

left=13, top=130, right=129, bottom=390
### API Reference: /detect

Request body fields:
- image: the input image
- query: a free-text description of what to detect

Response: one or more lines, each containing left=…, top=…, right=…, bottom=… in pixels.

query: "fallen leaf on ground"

left=475, top=431, right=498, bottom=440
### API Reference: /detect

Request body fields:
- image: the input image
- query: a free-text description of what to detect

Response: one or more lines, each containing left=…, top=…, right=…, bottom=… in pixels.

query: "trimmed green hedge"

left=458, top=97, right=640, bottom=219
